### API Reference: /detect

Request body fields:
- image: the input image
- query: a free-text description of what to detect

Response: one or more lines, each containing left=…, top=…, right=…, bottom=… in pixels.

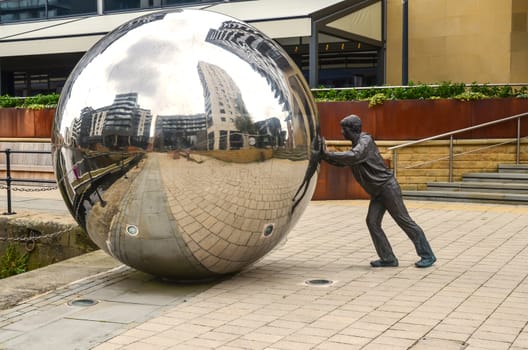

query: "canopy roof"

left=0, top=0, right=382, bottom=57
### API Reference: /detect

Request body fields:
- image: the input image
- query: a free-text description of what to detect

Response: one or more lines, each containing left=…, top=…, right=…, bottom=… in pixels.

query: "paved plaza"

left=1, top=190, right=528, bottom=349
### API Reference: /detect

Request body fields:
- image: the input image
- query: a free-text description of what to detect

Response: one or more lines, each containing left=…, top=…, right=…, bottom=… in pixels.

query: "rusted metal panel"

left=33, top=109, right=55, bottom=138
left=0, top=108, right=54, bottom=138
left=317, top=101, right=372, bottom=139
left=470, top=98, right=528, bottom=138
left=312, top=162, right=369, bottom=200
left=17, top=109, right=36, bottom=138
left=373, top=99, right=473, bottom=140
left=0, top=108, right=18, bottom=138
left=1, top=99, right=528, bottom=200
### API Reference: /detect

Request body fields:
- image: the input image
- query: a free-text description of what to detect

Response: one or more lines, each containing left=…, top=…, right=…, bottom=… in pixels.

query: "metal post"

left=309, top=21, right=319, bottom=88
left=381, top=0, right=388, bottom=85
left=392, top=149, right=398, bottom=178
left=449, top=135, right=454, bottom=182
left=517, top=117, right=521, bottom=164
left=4, top=149, right=15, bottom=215
left=402, top=0, right=409, bottom=85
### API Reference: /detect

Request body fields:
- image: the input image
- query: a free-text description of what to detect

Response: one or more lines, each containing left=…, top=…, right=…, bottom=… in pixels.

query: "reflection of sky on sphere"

left=61, top=9, right=287, bottom=136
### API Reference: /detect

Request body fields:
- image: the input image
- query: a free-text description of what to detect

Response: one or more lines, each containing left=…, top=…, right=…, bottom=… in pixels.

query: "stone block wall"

left=0, top=140, right=54, bottom=182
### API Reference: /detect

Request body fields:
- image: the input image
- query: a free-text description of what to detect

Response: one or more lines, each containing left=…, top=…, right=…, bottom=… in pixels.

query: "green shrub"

left=0, top=93, right=59, bottom=109
left=516, top=86, right=528, bottom=98
left=435, top=81, right=466, bottom=98
left=368, top=93, right=388, bottom=107
left=453, top=91, right=489, bottom=101
left=0, top=244, right=30, bottom=279
left=0, top=95, right=19, bottom=108
left=21, top=93, right=59, bottom=108
left=313, top=82, right=526, bottom=106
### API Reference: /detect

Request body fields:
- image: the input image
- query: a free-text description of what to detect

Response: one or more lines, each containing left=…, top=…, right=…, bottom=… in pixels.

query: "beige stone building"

left=386, top=0, right=528, bottom=84
left=0, top=0, right=526, bottom=95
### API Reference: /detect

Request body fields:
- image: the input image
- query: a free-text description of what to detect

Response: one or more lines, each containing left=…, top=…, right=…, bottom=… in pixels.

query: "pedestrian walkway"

left=1, top=196, right=528, bottom=349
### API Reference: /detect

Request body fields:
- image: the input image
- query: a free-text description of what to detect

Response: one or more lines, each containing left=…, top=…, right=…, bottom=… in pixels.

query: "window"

left=0, top=0, right=247, bottom=23
left=207, top=132, right=214, bottom=150
left=104, top=0, right=143, bottom=12
left=230, top=132, right=242, bottom=150
left=219, top=130, right=227, bottom=150
left=0, top=0, right=97, bottom=23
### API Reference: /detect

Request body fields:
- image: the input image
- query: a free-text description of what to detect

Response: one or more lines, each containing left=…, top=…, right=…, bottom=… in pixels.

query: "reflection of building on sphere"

left=52, top=9, right=319, bottom=280
left=67, top=93, right=152, bottom=151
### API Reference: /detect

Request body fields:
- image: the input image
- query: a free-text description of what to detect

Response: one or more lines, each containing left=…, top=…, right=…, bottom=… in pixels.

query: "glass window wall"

left=0, top=0, right=97, bottom=23
left=103, top=0, right=235, bottom=13
left=0, top=0, right=246, bottom=23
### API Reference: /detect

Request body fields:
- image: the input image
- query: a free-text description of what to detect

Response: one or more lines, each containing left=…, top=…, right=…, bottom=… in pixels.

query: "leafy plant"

left=0, top=95, right=19, bottom=108
left=0, top=93, right=59, bottom=109
left=453, top=91, right=489, bottom=101
left=368, top=93, right=388, bottom=107
left=516, top=86, right=528, bottom=98
left=0, top=244, right=30, bottom=278
left=435, top=81, right=466, bottom=98
left=312, top=82, right=526, bottom=106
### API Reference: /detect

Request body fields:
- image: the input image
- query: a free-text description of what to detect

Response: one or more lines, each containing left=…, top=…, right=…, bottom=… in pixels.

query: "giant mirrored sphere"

left=52, top=9, right=319, bottom=280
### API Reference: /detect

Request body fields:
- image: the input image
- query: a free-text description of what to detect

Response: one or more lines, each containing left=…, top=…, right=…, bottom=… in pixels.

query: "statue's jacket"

left=322, top=132, right=394, bottom=198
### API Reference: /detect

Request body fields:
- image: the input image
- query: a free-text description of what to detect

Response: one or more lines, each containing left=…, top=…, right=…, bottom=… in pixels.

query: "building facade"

left=0, top=0, right=526, bottom=97
left=67, top=92, right=152, bottom=150
left=385, top=0, right=528, bottom=84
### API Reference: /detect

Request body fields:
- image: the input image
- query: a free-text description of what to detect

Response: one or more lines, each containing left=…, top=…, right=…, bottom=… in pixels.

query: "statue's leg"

left=366, top=198, right=397, bottom=262
left=381, top=180, right=435, bottom=260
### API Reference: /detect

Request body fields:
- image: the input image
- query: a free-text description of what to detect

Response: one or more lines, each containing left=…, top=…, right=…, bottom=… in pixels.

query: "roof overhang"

left=0, top=0, right=381, bottom=58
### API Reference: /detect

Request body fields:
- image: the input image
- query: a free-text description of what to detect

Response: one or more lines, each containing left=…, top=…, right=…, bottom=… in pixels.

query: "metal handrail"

left=388, top=111, right=528, bottom=181
left=1, top=148, right=55, bottom=215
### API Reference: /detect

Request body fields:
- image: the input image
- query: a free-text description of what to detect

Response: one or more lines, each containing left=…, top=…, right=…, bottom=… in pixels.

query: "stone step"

left=427, top=181, right=528, bottom=194
left=498, top=163, right=528, bottom=173
left=403, top=190, right=528, bottom=205
left=462, top=172, right=528, bottom=183
left=403, top=164, right=528, bottom=205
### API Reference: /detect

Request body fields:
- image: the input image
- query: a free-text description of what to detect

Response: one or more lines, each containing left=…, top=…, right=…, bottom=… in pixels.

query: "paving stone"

left=3, top=200, right=528, bottom=350
left=1, top=318, right=124, bottom=350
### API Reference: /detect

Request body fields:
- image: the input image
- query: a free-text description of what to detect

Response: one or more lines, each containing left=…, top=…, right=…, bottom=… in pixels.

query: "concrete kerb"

left=0, top=249, right=121, bottom=310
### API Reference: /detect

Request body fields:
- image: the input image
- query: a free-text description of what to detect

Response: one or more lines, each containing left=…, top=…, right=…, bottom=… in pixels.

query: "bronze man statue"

left=321, top=115, right=436, bottom=268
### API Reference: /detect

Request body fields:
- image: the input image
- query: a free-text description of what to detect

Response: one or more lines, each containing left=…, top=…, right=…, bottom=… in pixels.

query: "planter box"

left=314, top=98, right=528, bottom=200
left=317, top=98, right=528, bottom=140
left=0, top=108, right=55, bottom=138
left=2, top=99, right=528, bottom=200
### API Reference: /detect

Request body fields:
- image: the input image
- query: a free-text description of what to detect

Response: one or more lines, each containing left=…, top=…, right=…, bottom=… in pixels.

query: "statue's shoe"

left=370, top=259, right=399, bottom=267
left=415, top=256, right=436, bottom=268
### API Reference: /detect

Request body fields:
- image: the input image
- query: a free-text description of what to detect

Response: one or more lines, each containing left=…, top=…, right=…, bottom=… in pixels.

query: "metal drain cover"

left=68, top=298, right=99, bottom=307
left=411, top=338, right=468, bottom=349
left=304, top=279, right=334, bottom=286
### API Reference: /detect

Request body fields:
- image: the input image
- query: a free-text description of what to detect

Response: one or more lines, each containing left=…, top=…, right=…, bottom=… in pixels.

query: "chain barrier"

left=0, top=184, right=58, bottom=192
left=0, top=226, right=74, bottom=243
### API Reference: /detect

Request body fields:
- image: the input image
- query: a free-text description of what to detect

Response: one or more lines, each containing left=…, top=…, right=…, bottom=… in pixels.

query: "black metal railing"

left=1, top=148, right=56, bottom=215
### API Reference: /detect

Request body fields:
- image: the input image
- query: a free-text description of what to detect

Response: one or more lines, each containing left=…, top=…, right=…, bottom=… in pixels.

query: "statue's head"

left=340, top=115, right=362, bottom=145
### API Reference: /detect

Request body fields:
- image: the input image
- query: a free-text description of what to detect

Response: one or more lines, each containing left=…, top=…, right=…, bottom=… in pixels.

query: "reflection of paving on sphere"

left=85, top=153, right=313, bottom=278
left=163, top=154, right=309, bottom=273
